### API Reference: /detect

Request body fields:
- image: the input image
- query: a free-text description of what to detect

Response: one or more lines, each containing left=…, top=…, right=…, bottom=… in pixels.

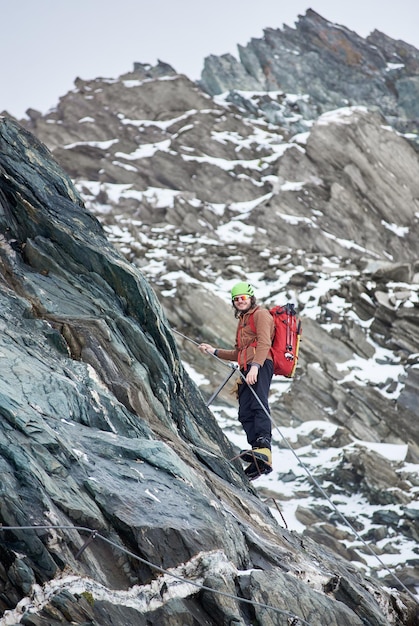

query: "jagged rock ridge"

left=201, top=9, right=419, bottom=141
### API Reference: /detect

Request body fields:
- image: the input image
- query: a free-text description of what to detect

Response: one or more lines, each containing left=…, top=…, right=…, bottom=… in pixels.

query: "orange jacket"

left=216, top=306, right=274, bottom=369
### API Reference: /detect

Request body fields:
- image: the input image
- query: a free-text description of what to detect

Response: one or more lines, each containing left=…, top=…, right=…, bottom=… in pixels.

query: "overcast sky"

left=2, top=0, right=419, bottom=119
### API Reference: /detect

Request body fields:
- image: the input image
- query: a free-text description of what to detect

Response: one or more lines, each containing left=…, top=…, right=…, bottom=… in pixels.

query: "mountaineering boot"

left=240, top=447, right=272, bottom=465
left=244, top=454, right=273, bottom=480
left=240, top=436, right=272, bottom=464
left=240, top=435, right=272, bottom=479
left=241, top=447, right=272, bottom=480
left=245, top=463, right=271, bottom=480
left=244, top=462, right=260, bottom=480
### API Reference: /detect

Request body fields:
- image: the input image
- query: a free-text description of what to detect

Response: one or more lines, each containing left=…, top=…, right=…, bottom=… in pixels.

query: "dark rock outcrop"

left=3, top=117, right=416, bottom=624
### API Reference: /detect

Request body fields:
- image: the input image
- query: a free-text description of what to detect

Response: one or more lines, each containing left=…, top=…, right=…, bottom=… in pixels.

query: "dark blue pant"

left=238, top=359, right=273, bottom=448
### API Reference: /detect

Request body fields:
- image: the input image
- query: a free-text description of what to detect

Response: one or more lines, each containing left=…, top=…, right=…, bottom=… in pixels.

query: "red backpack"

left=249, top=303, right=302, bottom=377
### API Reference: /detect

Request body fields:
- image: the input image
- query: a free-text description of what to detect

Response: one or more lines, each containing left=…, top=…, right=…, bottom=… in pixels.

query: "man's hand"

left=246, top=364, right=259, bottom=385
left=198, top=343, right=215, bottom=355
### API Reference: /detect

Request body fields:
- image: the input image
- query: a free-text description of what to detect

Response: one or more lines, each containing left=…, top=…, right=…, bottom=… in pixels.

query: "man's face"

left=233, top=294, right=252, bottom=313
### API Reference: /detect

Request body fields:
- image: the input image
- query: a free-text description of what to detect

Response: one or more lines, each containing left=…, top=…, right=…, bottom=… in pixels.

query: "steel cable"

left=0, top=524, right=313, bottom=625
left=173, top=327, right=419, bottom=604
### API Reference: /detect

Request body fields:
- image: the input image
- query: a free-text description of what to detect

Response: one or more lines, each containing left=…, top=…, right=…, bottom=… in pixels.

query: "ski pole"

left=206, top=364, right=238, bottom=406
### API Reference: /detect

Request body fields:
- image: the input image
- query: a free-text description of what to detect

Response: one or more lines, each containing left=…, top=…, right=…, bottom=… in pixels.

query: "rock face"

left=200, top=9, right=419, bottom=140
left=1, top=117, right=415, bottom=625
left=2, top=8, right=419, bottom=624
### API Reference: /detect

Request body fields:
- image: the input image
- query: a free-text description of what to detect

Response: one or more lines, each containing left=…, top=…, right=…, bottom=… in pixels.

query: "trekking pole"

left=206, top=364, right=238, bottom=407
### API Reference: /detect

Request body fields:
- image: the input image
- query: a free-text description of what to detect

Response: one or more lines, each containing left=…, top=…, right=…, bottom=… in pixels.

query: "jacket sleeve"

left=252, top=309, right=274, bottom=366
left=216, top=347, right=239, bottom=361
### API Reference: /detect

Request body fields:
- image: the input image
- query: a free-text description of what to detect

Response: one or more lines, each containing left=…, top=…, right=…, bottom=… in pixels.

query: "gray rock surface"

left=17, top=6, right=419, bottom=579
left=2, top=8, right=419, bottom=624
left=0, top=114, right=417, bottom=624
left=3, top=116, right=417, bottom=624
left=200, top=9, right=419, bottom=142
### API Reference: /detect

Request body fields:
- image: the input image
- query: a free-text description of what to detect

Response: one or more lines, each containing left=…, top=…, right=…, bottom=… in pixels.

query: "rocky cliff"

left=2, top=115, right=415, bottom=625
left=1, top=8, right=419, bottom=625
left=201, top=9, right=419, bottom=142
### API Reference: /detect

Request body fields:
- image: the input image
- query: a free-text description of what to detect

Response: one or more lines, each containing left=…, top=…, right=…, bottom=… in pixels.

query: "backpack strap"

left=249, top=307, right=275, bottom=363
left=248, top=309, right=256, bottom=334
left=236, top=307, right=258, bottom=369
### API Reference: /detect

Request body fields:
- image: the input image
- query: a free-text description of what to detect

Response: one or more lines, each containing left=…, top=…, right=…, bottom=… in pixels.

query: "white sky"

left=2, top=0, right=419, bottom=119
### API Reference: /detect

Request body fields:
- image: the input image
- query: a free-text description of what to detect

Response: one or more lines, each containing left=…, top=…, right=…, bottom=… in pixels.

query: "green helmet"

left=231, top=281, right=255, bottom=300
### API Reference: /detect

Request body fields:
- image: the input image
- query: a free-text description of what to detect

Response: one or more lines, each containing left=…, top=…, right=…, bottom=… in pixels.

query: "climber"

left=198, top=281, right=274, bottom=479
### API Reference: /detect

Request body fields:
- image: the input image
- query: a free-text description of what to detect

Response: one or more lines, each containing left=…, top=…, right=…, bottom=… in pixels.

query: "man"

left=199, top=281, right=274, bottom=478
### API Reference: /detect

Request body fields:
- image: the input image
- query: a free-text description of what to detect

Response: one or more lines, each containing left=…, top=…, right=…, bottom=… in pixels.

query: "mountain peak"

left=200, top=9, right=419, bottom=141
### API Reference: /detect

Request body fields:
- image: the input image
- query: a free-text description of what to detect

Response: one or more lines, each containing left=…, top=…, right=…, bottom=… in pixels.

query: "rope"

left=0, top=524, right=313, bottom=626
left=263, top=498, right=288, bottom=530
left=173, top=328, right=419, bottom=604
